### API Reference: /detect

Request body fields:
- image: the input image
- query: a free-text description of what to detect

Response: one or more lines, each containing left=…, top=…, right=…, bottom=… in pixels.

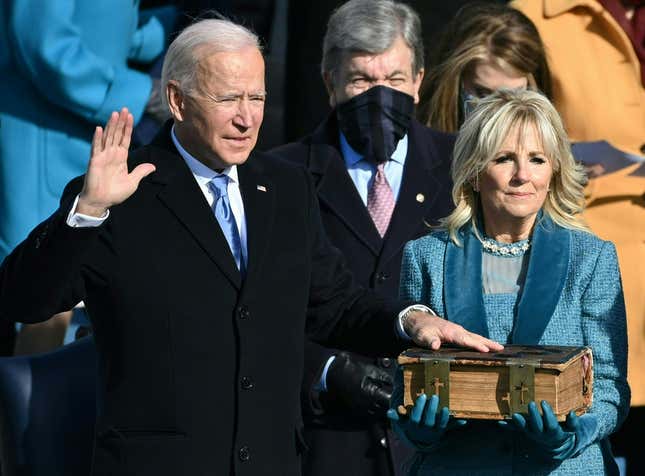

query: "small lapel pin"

left=257, top=185, right=267, bottom=192
left=416, top=193, right=425, bottom=203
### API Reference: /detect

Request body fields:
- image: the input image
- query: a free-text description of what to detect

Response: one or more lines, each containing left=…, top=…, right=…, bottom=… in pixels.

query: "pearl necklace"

left=481, top=237, right=530, bottom=257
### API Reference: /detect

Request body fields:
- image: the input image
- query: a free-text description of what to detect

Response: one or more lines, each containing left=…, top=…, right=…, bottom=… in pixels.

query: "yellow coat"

left=512, top=0, right=645, bottom=405
left=584, top=165, right=645, bottom=405
left=512, top=0, right=645, bottom=156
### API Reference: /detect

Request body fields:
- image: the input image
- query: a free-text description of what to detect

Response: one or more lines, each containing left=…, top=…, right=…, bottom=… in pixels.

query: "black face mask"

left=336, top=85, right=415, bottom=164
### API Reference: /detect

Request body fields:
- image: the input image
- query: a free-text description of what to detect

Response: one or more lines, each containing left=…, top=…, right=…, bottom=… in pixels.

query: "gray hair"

left=321, top=0, right=424, bottom=81
left=161, top=18, right=261, bottom=109
left=442, top=89, right=588, bottom=245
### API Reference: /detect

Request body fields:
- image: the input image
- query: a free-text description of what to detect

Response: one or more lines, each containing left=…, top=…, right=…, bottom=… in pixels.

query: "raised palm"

left=77, top=108, right=156, bottom=216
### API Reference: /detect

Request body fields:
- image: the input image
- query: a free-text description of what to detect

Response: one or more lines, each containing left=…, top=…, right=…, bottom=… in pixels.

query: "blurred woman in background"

left=418, top=2, right=551, bottom=132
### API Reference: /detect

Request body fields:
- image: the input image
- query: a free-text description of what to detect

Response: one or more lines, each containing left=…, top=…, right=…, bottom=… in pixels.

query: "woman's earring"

left=471, top=175, right=479, bottom=192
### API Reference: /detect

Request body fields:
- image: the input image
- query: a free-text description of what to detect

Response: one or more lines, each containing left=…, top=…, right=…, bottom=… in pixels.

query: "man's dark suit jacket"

left=0, top=124, right=407, bottom=476
left=272, top=115, right=455, bottom=476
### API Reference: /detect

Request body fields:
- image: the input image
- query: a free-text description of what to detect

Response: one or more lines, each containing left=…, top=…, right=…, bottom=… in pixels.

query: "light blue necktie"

left=209, top=175, right=245, bottom=275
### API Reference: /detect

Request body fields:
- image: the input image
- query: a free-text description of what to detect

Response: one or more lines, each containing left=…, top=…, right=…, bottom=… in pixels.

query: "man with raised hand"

left=0, top=17, right=501, bottom=476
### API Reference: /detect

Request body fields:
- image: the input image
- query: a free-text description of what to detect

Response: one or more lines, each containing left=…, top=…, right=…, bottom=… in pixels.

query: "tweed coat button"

left=379, top=358, right=392, bottom=368
left=241, top=376, right=254, bottom=390
left=379, top=437, right=387, bottom=448
left=239, top=446, right=251, bottom=461
left=237, top=305, right=250, bottom=319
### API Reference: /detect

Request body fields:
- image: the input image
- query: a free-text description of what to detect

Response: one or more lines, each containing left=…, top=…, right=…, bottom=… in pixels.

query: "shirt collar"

left=544, top=0, right=602, bottom=18
left=171, top=125, right=238, bottom=187
left=339, top=132, right=408, bottom=167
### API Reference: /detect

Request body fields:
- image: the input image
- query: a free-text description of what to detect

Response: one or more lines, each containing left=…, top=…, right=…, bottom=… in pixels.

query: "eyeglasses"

left=461, top=90, right=479, bottom=118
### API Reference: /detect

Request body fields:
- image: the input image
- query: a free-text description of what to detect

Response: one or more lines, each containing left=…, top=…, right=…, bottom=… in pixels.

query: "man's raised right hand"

left=77, top=108, right=156, bottom=217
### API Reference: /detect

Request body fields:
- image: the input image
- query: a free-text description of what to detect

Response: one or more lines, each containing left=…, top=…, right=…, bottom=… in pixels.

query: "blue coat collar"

left=444, top=214, right=570, bottom=344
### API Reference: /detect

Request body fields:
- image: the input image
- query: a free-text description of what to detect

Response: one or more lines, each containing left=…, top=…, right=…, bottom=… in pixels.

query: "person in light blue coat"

left=0, top=0, right=174, bottom=262
left=389, top=89, right=629, bottom=475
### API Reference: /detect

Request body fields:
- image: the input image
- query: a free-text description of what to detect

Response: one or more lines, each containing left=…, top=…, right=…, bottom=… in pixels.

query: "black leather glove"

left=325, top=352, right=393, bottom=417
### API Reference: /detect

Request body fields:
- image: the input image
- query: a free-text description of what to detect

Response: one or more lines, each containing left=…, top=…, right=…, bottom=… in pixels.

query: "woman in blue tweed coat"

left=389, top=90, right=629, bottom=475
left=0, top=0, right=174, bottom=262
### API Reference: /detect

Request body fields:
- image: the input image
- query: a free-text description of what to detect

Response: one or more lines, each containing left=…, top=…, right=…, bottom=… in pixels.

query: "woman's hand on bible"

left=77, top=108, right=156, bottom=217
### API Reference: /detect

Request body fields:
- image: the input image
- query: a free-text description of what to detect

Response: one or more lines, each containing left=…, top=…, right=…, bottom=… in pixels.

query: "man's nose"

left=234, top=99, right=253, bottom=128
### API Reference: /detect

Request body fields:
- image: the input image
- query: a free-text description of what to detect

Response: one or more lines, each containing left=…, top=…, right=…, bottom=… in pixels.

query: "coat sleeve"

left=7, top=1, right=158, bottom=124
left=0, top=177, right=104, bottom=324
left=399, top=241, right=426, bottom=303
left=572, top=241, right=630, bottom=455
left=301, top=167, right=407, bottom=357
left=129, top=6, right=176, bottom=64
left=301, top=339, right=337, bottom=419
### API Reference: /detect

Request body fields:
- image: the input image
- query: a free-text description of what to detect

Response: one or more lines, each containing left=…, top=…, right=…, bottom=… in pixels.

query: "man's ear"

left=166, top=81, right=185, bottom=121
left=322, top=71, right=336, bottom=108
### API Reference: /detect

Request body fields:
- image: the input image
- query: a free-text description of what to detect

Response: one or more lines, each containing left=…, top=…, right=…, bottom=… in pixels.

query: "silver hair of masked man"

left=321, top=0, right=424, bottom=81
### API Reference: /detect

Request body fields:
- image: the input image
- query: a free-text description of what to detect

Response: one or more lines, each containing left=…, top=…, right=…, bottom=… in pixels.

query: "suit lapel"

left=444, top=227, right=489, bottom=338
left=379, top=121, right=450, bottom=264
left=237, top=157, right=275, bottom=295
left=150, top=126, right=242, bottom=289
left=511, top=217, right=570, bottom=344
left=308, top=116, right=382, bottom=255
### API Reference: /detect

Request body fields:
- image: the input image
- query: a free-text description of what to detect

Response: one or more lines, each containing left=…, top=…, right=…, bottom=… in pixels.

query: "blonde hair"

left=442, top=89, right=588, bottom=245
left=418, top=3, right=551, bottom=132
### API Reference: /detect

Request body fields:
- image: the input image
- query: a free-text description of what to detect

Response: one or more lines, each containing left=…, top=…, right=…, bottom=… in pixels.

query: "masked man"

left=272, top=1, right=456, bottom=475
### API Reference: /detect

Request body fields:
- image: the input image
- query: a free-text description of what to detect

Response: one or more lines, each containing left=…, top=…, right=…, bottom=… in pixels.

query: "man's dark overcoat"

left=0, top=123, right=407, bottom=476
left=272, top=115, right=455, bottom=476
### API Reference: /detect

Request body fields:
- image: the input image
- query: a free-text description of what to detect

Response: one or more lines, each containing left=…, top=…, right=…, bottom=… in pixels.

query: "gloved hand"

left=501, top=400, right=579, bottom=460
left=325, top=352, right=393, bottom=417
left=387, top=394, right=466, bottom=450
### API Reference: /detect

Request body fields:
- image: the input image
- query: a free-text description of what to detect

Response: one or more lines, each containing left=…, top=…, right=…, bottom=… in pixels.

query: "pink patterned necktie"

left=367, top=162, right=395, bottom=237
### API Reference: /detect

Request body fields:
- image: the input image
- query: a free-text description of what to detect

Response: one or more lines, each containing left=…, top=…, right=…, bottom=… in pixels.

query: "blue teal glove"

left=387, top=394, right=466, bottom=450
left=502, top=400, right=579, bottom=460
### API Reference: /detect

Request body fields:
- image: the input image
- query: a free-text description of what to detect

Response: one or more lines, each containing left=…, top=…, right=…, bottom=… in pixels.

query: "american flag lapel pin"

left=257, top=185, right=267, bottom=192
